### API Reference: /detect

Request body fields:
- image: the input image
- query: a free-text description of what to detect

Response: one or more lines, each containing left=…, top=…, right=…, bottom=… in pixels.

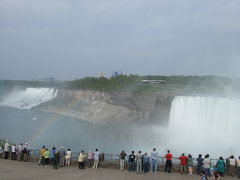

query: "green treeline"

left=65, top=75, right=240, bottom=94
left=1, top=75, right=240, bottom=94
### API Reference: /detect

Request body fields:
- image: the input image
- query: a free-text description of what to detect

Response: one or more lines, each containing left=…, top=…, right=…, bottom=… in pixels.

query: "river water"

left=0, top=106, right=134, bottom=153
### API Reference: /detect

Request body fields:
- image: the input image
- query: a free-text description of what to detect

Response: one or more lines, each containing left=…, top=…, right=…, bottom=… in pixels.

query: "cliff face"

left=38, top=89, right=175, bottom=125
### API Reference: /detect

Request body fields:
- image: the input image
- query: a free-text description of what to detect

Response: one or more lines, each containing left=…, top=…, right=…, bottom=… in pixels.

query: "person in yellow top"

left=237, top=156, right=240, bottom=178
left=39, top=146, right=46, bottom=166
left=44, top=148, right=50, bottom=167
left=78, top=150, right=85, bottom=169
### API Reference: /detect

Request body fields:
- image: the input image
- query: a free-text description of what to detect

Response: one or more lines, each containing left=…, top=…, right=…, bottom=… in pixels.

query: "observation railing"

left=29, top=149, right=219, bottom=165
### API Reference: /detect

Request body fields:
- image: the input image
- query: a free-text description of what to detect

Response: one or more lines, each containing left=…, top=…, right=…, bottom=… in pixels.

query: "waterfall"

left=166, top=96, right=240, bottom=157
left=0, top=88, right=58, bottom=109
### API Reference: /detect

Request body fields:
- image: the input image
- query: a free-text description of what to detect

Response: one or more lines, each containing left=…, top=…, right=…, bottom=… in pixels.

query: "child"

left=213, top=171, right=221, bottom=180
left=200, top=171, right=208, bottom=180
left=210, top=166, right=214, bottom=176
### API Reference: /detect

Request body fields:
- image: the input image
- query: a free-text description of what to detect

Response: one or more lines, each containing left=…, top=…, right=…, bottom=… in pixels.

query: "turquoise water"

left=0, top=106, right=131, bottom=153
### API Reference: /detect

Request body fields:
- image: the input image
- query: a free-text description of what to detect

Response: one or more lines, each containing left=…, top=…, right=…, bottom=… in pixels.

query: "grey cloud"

left=0, top=0, right=240, bottom=80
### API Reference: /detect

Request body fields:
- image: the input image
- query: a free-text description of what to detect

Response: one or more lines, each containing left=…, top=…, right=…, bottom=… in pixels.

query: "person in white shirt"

left=150, top=148, right=158, bottom=174
left=11, top=144, right=16, bottom=160
left=136, top=151, right=143, bottom=173
left=93, top=149, right=100, bottom=169
left=228, top=155, right=237, bottom=177
left=202, top=154, right=211, bottom=177
left=237, top=156, right=240, bottom=178
left=65, top=149, right=72, bottom=166
left=4, top=140, right=10, bottom=159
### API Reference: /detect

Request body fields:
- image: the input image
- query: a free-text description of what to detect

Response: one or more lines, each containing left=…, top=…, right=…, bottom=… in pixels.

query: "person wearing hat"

left=23, top=143, right=30, bottom=162
left=59, top=146, right=65, bottom=167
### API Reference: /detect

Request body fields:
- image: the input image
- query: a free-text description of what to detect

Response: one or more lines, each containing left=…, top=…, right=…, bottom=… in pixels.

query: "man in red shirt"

left=165, top=150, right=173, bottom=173
left=179, top=153, right=187, bottom=174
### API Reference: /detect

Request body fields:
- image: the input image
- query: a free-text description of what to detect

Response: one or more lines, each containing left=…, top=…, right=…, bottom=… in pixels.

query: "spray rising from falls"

left=0, top=88, right=58, bottom=109
left=166, top=96, right=240, bottom=157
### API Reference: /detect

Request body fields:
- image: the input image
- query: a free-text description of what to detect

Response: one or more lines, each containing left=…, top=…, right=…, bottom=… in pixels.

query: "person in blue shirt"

left=143, top=153, right=150, bottom=173
left=50, top=147, right=56, bottom=166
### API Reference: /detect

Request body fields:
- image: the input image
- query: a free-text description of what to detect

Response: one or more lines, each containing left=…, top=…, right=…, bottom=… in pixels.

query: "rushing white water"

left=0, top=88, right=58, bottom=109
left=166, top=96, right=240, bottom=157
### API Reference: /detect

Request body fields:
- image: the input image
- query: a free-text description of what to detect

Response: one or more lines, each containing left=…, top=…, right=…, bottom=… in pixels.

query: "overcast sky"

left=0, top=0, right=240, bottom=80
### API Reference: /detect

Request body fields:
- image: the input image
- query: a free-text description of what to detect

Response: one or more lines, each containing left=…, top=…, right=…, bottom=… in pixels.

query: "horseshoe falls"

left=0, top=88, right=58, bottom=109
left=166, top=96, right=240, bottom=157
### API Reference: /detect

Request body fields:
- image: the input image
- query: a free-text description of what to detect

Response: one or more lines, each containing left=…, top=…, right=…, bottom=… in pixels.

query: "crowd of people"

left=0, top=140, right=30, bottom=162
left=1, top=141, right=240, bottom=179
left=37, top=146, right=102, bottom=170
left=120, top=149, right=240, bottom=179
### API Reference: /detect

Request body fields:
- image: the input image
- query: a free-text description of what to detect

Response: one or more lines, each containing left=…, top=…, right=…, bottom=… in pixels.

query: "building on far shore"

left=36, top=77, right=55, bottom=83
left=112, top=71, right=122, bottom=77
left=141, top=79, right=167, bottom=84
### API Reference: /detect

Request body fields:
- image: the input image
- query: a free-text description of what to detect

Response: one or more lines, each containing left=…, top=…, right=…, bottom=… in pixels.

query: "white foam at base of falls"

left=0, top=88, right=58, bottom=109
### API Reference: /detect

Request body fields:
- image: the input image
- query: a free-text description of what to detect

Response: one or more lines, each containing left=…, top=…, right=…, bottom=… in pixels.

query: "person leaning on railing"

left=165, top=150, right=173, bottom=173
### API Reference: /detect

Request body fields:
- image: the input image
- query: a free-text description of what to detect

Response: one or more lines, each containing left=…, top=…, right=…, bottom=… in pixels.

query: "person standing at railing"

left=4, top=140, right=10, bottom=159
left=93, top=149, right=100, bottom=169
left=11, top=144, right=17, bottom=160
left=53, top=150, right=60, bottom=169
left=65, top=149, right=72, bottom=166
left=143, top=153, right=149, bottom=173
left=59, top=146, right=65, bottom=167
left=50, top=147, right=56, bottom=166
left=215, top=157, right=225, bottom=176
left=128, top=151, right=135, bottom=172
left=136, top=151, right=143, bottom=173
left=17, top=143, right=23, bottom=161
left=187, top=154, right=193, bottom=174
left=150, top=148, right=158, bottom=174
left=39, top=146, right=46, bottom=166
left=179, top=153, right=187, bottom=174
left=165, top=150, right=173, bottom=173
left=202, top=154, right=211, bottom=177
left=78, top=150, right=85, bottom=169
left=237, top=156, right=240, bottom=178
left=0, top=146, right=3, bottom=158
left=23, top=143, right=30, bottom=162
left=228, top=155, right=237, bottom=177
left=196, top=154, right=203, bottom=175
left=87, top=151, right=93, bottom=168
left=44, top=148, right=50, bottom=167
left=120, top=150, right=127, bottom=170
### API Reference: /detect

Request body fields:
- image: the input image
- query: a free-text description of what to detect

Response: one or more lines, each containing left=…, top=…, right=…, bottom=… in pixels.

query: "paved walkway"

left=0, top=159, right=237, bottom=180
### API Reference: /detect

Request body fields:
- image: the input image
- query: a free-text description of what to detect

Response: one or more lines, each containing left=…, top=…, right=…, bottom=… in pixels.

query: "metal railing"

left=29, top=149, right=219, bottom=165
